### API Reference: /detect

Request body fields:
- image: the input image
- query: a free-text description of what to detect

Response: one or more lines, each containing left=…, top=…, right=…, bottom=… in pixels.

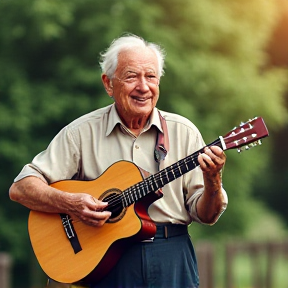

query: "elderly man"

left=9, top=34, right=227, bottom=288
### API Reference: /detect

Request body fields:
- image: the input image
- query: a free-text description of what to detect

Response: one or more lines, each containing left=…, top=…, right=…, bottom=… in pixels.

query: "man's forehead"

left=117, top=48, right=158, bottom=73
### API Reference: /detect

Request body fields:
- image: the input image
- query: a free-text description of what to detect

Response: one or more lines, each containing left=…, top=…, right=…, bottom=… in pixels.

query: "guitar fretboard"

left=121, top=138, right=222, bottom=207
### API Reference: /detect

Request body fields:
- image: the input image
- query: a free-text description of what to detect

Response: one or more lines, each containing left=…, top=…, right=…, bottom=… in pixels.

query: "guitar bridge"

left=60, top=214, right=75, bottom=239
left=59, top=214, right=82, bottom=254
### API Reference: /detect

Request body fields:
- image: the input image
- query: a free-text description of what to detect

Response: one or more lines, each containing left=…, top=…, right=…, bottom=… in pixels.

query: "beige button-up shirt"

left=15, top=104, right=227, bottom=224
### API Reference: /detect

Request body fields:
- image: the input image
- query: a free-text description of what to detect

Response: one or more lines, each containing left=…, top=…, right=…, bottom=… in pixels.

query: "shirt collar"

left=106, top=104, right=163, bottom=136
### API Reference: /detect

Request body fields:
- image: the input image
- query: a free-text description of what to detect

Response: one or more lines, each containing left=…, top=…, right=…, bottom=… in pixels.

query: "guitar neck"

left=122, top=138, right=222, bottom=207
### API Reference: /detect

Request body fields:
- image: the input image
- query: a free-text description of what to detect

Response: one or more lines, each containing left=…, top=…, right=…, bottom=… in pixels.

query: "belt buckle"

left=164, top=226, right=168, bottom=238
left=142, top=237, right=154, bottom=243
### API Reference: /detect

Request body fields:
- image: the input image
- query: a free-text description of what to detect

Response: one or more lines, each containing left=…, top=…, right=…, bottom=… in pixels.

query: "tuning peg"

left=237, top=148, right=242, bottom=153
left=245, top=145, right=250, bottom=150
left=257, top=140, right=262, bottom=145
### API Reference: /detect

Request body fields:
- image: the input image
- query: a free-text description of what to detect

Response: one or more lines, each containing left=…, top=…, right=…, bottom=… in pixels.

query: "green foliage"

left=0, top=0, right=287, bottom=286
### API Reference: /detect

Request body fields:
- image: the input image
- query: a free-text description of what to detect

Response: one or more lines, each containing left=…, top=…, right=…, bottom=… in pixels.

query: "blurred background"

left=0, top=0, right=288, bottom=287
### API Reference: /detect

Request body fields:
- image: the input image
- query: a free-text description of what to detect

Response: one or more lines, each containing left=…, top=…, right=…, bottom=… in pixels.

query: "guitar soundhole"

left=99, top=188, right=126, bottom=223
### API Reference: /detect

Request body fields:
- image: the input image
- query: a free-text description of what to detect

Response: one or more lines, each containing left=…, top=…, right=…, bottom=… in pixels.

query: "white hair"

left=99, top=34, right=166, bottom=78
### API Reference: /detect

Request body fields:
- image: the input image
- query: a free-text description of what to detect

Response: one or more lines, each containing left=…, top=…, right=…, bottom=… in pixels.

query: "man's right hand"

left=66, top=193, right=112, bottom=227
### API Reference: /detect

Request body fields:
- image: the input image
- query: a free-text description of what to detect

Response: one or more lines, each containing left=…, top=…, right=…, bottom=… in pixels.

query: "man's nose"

left=135, top=77, right=150, bottom=91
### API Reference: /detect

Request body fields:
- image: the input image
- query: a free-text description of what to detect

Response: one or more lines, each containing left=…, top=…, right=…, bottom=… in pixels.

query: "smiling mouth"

left=132, top=96, right=151, bottom=102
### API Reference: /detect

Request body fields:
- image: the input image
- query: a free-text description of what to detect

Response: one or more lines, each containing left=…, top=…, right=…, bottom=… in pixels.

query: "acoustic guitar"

left=28, top=117, right=269, bottom=284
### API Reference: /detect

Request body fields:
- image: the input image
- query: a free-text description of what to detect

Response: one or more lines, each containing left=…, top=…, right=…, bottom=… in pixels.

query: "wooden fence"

left=2, top=240, right=288, bottom=288
left=196, top=240, right=288, bottom=288
left=0, top=252, right=12, bottom=288
left=225, top=241, right=288, bottom=288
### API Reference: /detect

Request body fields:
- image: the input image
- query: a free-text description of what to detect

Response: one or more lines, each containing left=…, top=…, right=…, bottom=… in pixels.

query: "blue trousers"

left=92, top=233, right=199, bottom=288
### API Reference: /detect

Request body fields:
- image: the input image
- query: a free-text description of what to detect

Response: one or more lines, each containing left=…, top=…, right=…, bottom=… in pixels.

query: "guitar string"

left=108, top=158, right=196, bottom=207
left=120, top=138, right=221, bottom=208
left=105, top=154, right=198, bottom=209
left=66, top=139, right=221, bottom=224
left=65, top=123, right=266, bottom=222
left=68, top=150, right=207, bottom=225
left=106, top=139, right=221, bottom=210
left=67, top=140, right=221, bottom=223
left=106, top=139, right=222, bottom=210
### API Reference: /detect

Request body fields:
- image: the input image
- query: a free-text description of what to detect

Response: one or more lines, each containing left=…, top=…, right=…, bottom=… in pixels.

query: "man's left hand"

left=198, top=146, right=226, bottom=177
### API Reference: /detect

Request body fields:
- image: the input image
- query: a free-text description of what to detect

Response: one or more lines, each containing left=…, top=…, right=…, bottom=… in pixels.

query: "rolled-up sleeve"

left=186, top=180, right=228, bottom=225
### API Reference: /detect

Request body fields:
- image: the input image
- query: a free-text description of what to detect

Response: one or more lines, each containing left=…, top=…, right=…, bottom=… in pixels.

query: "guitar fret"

left=184, top=159, right=189, bottom=170
left=122, top=192, right=129, bottom=207
left=158, top=173, right=166, bottom=187
left=127, top=189, right=133, bottom=206
left=178, top=161, right=187, bottom=175
left=152, top=175, right=160, bottom=190
left=144, top=180, right=150, bottom=195
left=164, top=170, right=171, bottom=183
left=147, top=176, right=157, bottom=192
left=131, top=186, right=138, bottom=203
left=172, top=163, right=181, bottom=178
left=127, top=190, right=132, bottom=206
left=140, top=182, right=146, bottom=197
left=167, top=170, right=175, bottom=181
left=192, top=155, right=198, bottom=167
left=133, top=187, right=139, bottom=202
left=138, top=183, right=143, bottom=198
left=185, top=157, right=196, bottom=170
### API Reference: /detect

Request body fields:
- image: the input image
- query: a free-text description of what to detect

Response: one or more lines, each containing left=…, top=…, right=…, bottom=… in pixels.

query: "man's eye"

left=125, top=75, right=137, bottom=82
left=146, top=75, right=157, bottom=81
left=127, top=75, right=137, bottom=79
left=146, top=75, right=159, bottom=84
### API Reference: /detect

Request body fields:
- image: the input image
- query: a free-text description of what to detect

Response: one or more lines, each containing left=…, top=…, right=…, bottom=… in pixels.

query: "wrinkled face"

left=110, top=47, right=160, bottom=122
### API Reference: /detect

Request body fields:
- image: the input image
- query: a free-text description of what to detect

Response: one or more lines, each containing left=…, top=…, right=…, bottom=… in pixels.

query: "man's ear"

left=101, top=74, right=113, bottom=97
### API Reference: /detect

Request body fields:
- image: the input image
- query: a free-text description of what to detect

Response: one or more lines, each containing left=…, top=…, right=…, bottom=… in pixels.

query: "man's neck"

left=123, top=116, right=150, bottom=136
left=118, top=111, right=152, bottom=137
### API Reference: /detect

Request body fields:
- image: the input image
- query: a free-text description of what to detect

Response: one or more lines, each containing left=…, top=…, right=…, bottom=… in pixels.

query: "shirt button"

left=135, top=145, right=139, bottom=149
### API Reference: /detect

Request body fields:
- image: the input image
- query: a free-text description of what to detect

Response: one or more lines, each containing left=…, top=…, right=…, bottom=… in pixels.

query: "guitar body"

left=28, top=161, right=162, bottom=284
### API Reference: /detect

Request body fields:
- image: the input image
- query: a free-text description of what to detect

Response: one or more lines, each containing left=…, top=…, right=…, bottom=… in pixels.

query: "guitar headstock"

left=220, top=117, right=269, bottom=152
